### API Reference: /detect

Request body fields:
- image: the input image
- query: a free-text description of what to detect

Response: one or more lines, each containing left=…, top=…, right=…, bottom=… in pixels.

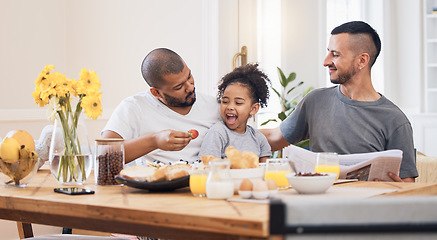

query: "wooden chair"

left=416, top=153, right=437, bottom=183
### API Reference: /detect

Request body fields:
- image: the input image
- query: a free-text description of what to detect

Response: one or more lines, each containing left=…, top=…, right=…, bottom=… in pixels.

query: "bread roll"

left=242, top=151, right=259, bottom=168
left=201, top=155, right=219, bottom=165
left=164, top=164, right=191, bottom=181
left=120, top=165, right=165, bottom=182
left=225, top=146, right=260, bottom=169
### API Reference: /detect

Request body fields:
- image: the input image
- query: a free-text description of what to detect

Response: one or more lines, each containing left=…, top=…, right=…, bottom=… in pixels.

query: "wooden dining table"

left=1, top=168, right=437, bottom=240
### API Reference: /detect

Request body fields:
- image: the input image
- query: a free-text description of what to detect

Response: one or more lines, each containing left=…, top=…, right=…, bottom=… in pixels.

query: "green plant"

left=261, top=67, right=312, bottom=150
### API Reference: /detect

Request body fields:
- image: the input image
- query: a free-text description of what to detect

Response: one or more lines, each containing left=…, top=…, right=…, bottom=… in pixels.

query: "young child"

left=199, top=63, right=272, bottom=162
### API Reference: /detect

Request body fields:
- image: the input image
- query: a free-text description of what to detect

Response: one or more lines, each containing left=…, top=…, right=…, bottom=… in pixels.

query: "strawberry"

left=188, top=129, right=199, bottom=140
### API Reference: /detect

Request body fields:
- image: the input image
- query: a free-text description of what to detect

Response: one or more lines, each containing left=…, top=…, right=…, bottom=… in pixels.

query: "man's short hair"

left=141, top=48, right=185, bottom=88
left=331, top=21, right=381, bottom=67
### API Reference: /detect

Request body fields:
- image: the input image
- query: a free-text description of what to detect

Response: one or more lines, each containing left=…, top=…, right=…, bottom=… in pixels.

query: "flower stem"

left=55, top=99, right=87, bottom=183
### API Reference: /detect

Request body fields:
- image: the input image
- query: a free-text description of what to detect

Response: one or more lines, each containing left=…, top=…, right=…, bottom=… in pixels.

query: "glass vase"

left=49, top=113, right=93, bottom=185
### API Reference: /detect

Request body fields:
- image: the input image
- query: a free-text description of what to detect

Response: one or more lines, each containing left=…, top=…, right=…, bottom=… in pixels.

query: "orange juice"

left=189, top=174, right=208, bottom=197
left=264, top=171, right=291, bottom=189
left=315, top=164, right=340, bottom=179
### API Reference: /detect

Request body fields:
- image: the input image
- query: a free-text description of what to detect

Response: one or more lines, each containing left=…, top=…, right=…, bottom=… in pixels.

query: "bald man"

left=102, top=48, right=220, bottom=165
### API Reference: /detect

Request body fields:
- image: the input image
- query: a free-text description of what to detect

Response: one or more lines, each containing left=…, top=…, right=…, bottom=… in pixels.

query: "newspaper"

left=283, top=145, right=402, bottom=181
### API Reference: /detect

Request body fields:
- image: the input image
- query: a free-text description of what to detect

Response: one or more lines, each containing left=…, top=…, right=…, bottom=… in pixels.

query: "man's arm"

left=259, top=127, right=290, bottom=152
left=101, top=130, right=192, bottom=164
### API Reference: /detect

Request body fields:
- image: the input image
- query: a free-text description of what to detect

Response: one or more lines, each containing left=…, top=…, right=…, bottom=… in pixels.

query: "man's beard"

left=330, top=65, right=356, bottom=85
left=163, top=88, right=196, bottom=107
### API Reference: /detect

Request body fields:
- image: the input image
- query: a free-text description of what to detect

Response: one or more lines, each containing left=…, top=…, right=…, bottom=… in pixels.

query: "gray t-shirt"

left=280, top=86, right=418, bottom=179
left=199, top=121, right=272, bottom=159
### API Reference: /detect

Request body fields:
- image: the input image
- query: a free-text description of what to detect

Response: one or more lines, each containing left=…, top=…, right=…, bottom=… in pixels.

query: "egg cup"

left=252, top=191, right=270, bottom=200
left=238, top=190, right=252, bottom=199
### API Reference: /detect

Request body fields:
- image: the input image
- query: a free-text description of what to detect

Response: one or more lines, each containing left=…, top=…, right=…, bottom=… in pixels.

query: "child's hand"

left=188, top=129, right=199, bottom=140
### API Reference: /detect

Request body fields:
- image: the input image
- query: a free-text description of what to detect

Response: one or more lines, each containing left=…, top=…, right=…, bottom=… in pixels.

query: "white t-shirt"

left=102, top=91, right=221, bottom=165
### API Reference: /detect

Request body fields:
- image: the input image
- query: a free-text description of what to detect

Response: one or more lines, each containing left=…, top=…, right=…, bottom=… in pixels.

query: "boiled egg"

left=252, top=180, right=269, bottom=199
left=266, top=179, right=277, bottom=190
left=239, top=178, right=253, bottom=191
left=253, top=180, right=268, bottom=192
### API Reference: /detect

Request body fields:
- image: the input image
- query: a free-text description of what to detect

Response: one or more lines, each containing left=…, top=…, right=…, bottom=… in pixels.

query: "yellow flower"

left=35, top=65, right=55, bottom=85
left=71, top=79, right=79, bottom=97
left=33, top=86, right=49, bottom=107
left=77, top=68, right=100, bottom=96
left=40, top=86, right=57, bottom=104
left=34, top=65, right=102, bottom=120
left=42, top=65, right=55, bottom=74
left=55, top=76, right=75, bottom=98
left=81, top=93, right=102, bottom=120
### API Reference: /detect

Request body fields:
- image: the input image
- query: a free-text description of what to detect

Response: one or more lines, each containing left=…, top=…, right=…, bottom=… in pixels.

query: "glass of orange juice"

left=264, top=159, right=292, bottom=189
left=189, top=164, right=208, bottom=197
left=314, top=152, right=340, bottom=180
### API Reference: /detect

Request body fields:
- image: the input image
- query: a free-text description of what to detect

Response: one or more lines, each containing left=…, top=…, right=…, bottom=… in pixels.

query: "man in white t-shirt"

left=102, top=48, right=220, bottom=165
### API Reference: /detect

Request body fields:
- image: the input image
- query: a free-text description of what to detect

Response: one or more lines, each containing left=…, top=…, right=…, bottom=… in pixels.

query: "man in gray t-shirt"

left=280, top=86, right=417, bottom=180
left=261, top=21, right=418, bottom=182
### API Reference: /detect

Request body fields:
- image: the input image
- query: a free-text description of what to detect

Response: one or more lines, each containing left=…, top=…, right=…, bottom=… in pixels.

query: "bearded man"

left=102, top=48, right=220, bottom=165
left=260, top=21, right=418, bottom=182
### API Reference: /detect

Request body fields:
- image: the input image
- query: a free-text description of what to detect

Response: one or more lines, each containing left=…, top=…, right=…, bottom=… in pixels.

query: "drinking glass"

left=189, top=164, right=208, bottom=197
left=264, top=159, right=292, bottom=189
left=314, top=152, right=340, bottom=179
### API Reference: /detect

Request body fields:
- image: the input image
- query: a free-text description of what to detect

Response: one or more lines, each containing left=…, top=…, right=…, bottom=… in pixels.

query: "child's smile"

left=220, top=83, right=259, bottom=134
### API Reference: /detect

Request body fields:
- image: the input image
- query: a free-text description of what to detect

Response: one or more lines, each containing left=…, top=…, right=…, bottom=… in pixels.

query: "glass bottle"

left=205, top=159, right=234, bottom=199
left=95, top=138, right=125, bottom=185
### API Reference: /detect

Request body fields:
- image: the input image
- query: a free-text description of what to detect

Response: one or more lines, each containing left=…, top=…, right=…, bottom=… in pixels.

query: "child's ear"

left=249, top=103, right=260, bottom=116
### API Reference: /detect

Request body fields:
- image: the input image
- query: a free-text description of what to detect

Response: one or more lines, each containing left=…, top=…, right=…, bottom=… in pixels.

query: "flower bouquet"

left=33, top=65, right=102, bottom=183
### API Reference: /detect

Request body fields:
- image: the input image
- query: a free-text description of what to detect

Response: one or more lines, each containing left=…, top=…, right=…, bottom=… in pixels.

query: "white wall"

left=384, top=0, right=422, bottom=113
left=385, top=0, right=437, bottom=156
left=281, top=0, right=323, bottom=92
left=0, top=0, right=207, bottom=143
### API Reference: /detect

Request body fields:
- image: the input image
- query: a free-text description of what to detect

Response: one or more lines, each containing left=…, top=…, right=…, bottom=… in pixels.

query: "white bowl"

left=285, top=172, right=336, bottom=194
left=238, top=190, right=252, bottom=199
left=252, top=191, right=269, bottom=200
left=268, top=189, right=278, bottom=198
left=230, top=167, right=264, bottom=193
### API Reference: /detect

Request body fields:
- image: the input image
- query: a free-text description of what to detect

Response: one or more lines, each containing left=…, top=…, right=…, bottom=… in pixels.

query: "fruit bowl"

left=0, top=158, right=40, bottom=188
left=285, top=172, right=336, bottom=194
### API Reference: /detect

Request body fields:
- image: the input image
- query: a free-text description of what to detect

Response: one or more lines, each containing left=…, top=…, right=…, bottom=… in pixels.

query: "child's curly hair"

left=217, top=63, right=270, bottom=108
